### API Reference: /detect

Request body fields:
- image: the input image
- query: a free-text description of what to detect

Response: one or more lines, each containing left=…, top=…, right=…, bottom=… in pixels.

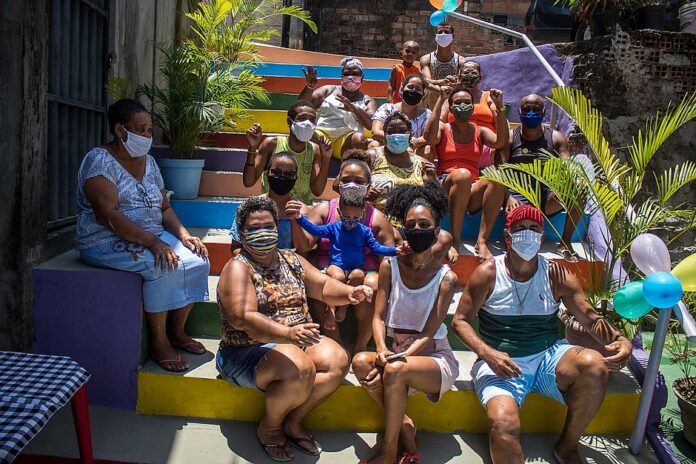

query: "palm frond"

left=626, top=93, right=696, bottom=173
left=481, top=164, right=544, bottom=210
left=655, top=160, right=696, bottom=205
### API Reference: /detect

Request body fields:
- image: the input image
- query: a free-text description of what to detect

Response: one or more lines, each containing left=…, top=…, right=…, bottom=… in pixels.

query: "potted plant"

left=556, top=0, right=629, bottom=36
left=664, top=299, right=696, bottom=447
left=629, top=0, right=667, bottom=30
left=109, top=0, right=316, bottom=199
left=481, top=87, right=696, bottom=347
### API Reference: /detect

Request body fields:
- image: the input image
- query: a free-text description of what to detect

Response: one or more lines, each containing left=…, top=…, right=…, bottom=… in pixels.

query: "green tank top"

left=261, top=136, right=314, bottom=205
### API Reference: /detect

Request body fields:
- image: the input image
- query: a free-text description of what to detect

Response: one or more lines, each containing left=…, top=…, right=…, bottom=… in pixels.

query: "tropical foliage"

left=481, top=87, right=696, bottom=330
left=108, top=0, right=316, bottom=159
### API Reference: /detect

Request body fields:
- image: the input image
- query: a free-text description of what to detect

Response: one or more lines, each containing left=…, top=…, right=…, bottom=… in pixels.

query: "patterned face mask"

left=339, top=213, right=361, bottom=231
left=243, top=228, right=279, bottom=255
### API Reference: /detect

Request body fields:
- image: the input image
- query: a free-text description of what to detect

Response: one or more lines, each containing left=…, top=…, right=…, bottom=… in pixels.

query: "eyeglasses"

left=268, top=169, right=297, bottom=179
left=136, top=183, right=153, bottom=208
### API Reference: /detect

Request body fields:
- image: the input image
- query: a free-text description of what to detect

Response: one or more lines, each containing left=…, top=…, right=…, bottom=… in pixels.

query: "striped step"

left=260, top=76, right=389, bottom=97
left=226, top=108, right=373, bottom=136
left=250, top=92, right=389, bottom=110
left=136, top=338, right=640, bottom=434
left=256, top=43, right=401, bottom=68
left=254, top=62, right=391, bottom=81
left=198, top=171, right=339, bottom=201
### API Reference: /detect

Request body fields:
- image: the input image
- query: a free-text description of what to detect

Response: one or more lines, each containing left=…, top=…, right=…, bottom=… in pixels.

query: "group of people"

left=73, top=22, right=632, bottom=464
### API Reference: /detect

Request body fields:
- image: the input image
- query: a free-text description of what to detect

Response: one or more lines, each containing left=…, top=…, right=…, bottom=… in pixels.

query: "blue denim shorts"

left=216, top=343, right=277, bottom=391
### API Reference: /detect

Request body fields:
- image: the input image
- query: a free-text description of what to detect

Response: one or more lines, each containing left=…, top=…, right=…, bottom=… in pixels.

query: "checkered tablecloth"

left=0, top=352, right=90, bottom=463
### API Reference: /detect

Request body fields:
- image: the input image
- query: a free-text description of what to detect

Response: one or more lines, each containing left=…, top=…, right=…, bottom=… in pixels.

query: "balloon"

left=672, top=252, right=696, bottom=292
left=630, top=233, right=671, bottom=275
left=430, top=10, right=447, bottom=27
left=429, top=0, right=444, bottom=8
left=642, top=271, right=684, bottom=309
left=430, top=0, right=463, bottom=10
left=613, top=281, right=653, bottom=319
left=443, top=0, right=459, bottom=12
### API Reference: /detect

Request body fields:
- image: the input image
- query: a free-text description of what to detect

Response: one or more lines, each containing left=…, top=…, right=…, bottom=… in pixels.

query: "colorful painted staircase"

left=31, top=43, right=640, bottom=438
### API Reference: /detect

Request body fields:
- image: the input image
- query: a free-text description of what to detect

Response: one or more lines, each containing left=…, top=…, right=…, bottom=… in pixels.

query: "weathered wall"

left=555, top=31, right=696, bottom=258
left=305, top=0, right=529, bottom=58
left=0, top=0, right=48, bottom=350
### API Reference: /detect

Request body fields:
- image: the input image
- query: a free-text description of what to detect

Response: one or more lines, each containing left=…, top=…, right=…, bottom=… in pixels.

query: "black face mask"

left=403, top=228, right=436, bottom=253
left=267, top=175, right=296, bottom=195
left=402, top=89, right=423, bottom=106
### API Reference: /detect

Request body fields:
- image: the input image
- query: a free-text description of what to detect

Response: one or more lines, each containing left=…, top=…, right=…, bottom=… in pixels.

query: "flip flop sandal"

left=558, top=248, right=580, bottom=262
left=398, top=451, right=422, bottom=464
left=149, top=351, right=188, bottom=372
left=257, top=436, right=293, bottom=462
left=287, top=434, right=322, bottom=456
left=173, top=340, right=207, bottom=355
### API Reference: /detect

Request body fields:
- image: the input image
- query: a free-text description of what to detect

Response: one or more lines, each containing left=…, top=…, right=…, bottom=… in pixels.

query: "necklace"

left=507, top=255, right=533, bottom=313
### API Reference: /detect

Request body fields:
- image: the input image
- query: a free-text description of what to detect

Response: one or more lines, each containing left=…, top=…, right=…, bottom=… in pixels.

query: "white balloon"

left=630, top=233, right=671, bottom=275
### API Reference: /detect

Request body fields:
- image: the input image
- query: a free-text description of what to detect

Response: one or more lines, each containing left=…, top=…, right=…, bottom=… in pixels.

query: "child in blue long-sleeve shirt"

left=289, top=189, right=408, bottom=323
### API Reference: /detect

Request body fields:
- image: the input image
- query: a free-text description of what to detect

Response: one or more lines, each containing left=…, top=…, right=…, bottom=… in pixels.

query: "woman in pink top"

left=290, top=157, right=394, bottom=354
left=423, top=85, right=509, bottom=259
left=353, top=182, right=459, bottom=464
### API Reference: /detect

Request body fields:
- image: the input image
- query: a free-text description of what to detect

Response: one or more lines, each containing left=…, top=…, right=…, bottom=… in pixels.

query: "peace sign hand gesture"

left=303, top=66, right=318, bottom=89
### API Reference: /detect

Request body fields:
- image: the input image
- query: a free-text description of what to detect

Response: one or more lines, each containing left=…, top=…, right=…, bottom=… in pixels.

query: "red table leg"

left=70, top=384, right=94, bottom=464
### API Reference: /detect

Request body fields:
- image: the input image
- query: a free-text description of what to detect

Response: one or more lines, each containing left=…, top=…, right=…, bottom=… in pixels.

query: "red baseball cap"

left=505, top=205, right=544, bottom=229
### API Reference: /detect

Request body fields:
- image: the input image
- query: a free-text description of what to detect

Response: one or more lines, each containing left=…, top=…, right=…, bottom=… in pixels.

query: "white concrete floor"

left=23, top=406, right=658, bottom=464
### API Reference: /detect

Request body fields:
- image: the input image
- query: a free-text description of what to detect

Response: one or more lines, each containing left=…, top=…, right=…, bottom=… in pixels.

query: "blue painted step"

left=172, top=197, right=587, bottom=241
left=252, top=62, right=391, bottom=81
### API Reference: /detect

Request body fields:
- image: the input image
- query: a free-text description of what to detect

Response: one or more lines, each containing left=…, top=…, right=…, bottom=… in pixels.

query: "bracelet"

left=305, top=84, right=316, bottom=90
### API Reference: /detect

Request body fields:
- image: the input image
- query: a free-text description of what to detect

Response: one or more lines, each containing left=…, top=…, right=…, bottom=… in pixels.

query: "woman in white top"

left=352, top=182, right=460, bottom=464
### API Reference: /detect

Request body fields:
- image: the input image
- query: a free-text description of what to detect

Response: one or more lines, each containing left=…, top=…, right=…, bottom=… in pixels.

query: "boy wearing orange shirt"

left=388, top=41, right=421, bottom=103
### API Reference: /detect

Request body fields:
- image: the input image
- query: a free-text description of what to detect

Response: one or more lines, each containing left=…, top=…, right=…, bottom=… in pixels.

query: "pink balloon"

left=630, top=233, right=671, bottom=275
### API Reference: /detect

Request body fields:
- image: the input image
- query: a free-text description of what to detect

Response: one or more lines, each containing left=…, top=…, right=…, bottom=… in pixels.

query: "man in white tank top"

left=419, top=23, right=464, bottom=109
left=452, top=205, right=633, bottom=464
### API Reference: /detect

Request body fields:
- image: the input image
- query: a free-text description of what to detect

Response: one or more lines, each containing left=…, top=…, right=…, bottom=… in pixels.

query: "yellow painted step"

left=137, top=339, right=640, bottom=434
left=225, top=109, right=373, bottom=137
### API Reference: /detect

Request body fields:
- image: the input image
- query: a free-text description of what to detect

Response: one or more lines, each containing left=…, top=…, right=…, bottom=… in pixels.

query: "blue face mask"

left=520, top=110, right=545, bottom=129
left=385, top=133, right=410, bottom=154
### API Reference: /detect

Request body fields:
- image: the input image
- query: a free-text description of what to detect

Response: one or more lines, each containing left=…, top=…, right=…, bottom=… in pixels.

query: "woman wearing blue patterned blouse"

left=76, top=99, right=210, bottom=372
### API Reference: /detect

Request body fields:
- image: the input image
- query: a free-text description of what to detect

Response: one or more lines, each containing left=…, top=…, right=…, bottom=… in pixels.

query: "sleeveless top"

left=315, top=198, right=380, bottom=271
left=436, top=123, right=482, bottom=179
left=372, top=103, right=432, bottom=138
left=391, top=63, right=421, bottom=103
left=430, top=51, right=460, bottom=80
left=479, top=255, right=561, bottom=358
left=75, top=148, right=164, bottom=250
left=370, top=146, right=426, bottom=212
left=386, top=257, right=449, bottom=340
left=219, top=249, right=311, bottom=348
left=509, top=126, right=557, bottom=164
left=447, top=90, right=495, bottom=131
left=316, top=91, right=369, bottom=138
left=261, top=136, right=314, bottom=205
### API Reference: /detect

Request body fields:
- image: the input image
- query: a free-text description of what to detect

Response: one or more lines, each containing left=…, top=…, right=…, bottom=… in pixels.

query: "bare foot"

left=399, top=416, right=417, bottom=454
left=475, top=241, right=493, bottom=261
left=553, top=445, right=584, bottom=464
left=361, top=447, right=399, bottom=464
left=447, top=246, right=459, bottom=264
left=324, top=306, right=337, bottom=330
left=258, top=423, right=293, bottom=461
left=150, top=343, right=188, bottom=371
left=335, top=305, right=348, bottom=322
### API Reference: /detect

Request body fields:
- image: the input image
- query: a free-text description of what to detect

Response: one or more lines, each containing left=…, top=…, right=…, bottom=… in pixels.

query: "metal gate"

left=47, top=0, right=109, bottom=228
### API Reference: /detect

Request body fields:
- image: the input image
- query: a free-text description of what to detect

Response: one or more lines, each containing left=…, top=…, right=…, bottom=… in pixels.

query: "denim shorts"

left=79, top=231, right=210, bottom=312
left=216, top=343, right=277, bottom=391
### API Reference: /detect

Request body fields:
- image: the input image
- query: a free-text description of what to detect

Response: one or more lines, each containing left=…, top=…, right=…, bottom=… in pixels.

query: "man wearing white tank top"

left=452, top=205, right=633, bottom=464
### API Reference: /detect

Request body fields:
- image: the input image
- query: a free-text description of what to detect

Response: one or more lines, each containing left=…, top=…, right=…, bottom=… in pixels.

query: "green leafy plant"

left=555, top=0, right=628, bottom=20
left=481, top=87, right=696, bottom=331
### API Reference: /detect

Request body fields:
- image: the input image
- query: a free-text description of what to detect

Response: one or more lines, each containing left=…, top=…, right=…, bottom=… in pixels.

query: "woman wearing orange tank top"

left=424, top=85, right=509, bottom=259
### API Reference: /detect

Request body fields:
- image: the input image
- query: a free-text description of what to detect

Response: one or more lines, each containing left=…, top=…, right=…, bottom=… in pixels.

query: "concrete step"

left=137, top=338, right=640, bottom=434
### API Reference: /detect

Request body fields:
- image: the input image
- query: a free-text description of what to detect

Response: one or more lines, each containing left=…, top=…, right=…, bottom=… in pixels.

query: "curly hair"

left=448, top=86, right=473, bottom=105
left=342, top=148, right=370, bottom=164
left=384, top=111, right=412, bottom=133
left=385, top=181, right=449, bottom=224
left=268, top=151, right=298, bottom=172
left=235, top=196, right=279, bottom=232
left=288, top=99, right=315, bottom=120
left=339, top=187, right=366, bottom=209
left=338, top=157, right=371, bottom=184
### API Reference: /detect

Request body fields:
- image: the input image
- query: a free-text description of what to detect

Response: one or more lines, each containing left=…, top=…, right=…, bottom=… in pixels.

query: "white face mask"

left=510, top=230, right=543, bottom=261
left=435, top=33, right=454, bottom=48
left=121, top=129, right=152, bottom=158
left=338, top=181, right=368, bottom=197
left=290, top=119, right=316, bottom=143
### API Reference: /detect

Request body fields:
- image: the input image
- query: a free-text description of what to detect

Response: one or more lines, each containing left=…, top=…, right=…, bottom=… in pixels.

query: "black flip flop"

left=257, top=436, right=293, bottom=462
left=287, top=434, right=322, bottom=456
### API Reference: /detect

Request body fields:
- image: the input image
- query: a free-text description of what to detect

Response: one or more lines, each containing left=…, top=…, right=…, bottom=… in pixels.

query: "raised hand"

left=318, top=135, right=333, bottom=158
left=302, top=66, right=318, bottom=89
left=336, top=94, right=356, bottom=113
left=285, top=199, right=306, bottom=220
left=245, top=123, right=263, bottom=150
left=489, top=88, right=504, bottom=109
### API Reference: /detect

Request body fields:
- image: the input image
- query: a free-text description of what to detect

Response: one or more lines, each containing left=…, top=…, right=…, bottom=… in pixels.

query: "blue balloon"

left=430, top=10, right=446, bottom=27
left=642, top=271, right=684, bottom=309
left=443, top=0, right=458, bottom=13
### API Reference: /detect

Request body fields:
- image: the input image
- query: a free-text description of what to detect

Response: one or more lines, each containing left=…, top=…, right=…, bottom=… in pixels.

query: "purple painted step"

left=151, top=145, right=342, bottom=177
left=32, top=251, right=143, bottom=410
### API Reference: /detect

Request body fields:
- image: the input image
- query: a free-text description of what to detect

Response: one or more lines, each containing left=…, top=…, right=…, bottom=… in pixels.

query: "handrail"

left=447, top=12, right=565, bottom=127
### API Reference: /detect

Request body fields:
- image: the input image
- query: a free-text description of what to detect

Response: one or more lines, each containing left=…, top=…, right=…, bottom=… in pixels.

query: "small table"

left=0, top=352, right=93, bottom=464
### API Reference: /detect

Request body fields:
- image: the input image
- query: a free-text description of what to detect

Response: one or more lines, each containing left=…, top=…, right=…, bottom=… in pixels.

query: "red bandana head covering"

left=505, top=205, right=544, bottom=247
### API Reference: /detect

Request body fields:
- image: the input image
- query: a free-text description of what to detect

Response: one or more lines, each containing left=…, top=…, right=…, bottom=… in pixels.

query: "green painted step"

left=250, top=93, right=388, bottom=110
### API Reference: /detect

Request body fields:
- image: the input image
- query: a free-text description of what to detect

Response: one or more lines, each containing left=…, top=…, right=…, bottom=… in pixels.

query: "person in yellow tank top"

left=243, top=100, right=332, bottom=205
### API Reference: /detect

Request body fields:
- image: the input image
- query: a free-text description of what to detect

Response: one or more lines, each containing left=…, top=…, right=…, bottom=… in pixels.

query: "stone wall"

left=305, top=0, right=530, bottom=58
left=555, top=31, right=696, bottom=257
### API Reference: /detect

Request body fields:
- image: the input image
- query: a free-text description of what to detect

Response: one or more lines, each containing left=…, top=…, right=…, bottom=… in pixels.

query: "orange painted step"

left=261, top=76, right=389, bottom=97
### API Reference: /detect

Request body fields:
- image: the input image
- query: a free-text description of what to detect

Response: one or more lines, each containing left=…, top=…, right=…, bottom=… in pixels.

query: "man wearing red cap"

left=452, top=205, right=632, bottom=464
